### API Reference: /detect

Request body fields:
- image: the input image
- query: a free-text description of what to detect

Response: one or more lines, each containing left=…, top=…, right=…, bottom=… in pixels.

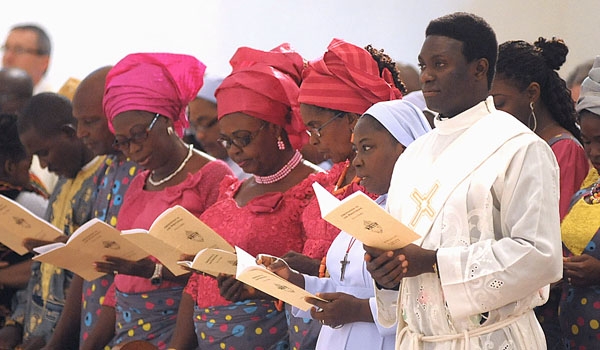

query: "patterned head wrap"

left=362, top=99, right=431, bottom=147
left=577, top=55, right=600, bottom=116
left=216, top=43, right=307, bottom=150
left=298, top=38, right=402, bottom=115
left=103, top=53, right=206, bottom=137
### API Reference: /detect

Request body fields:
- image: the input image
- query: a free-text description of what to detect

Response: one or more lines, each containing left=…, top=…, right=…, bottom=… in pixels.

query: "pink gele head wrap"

left=103, top=53, right=206, bottom=137
left=215, top=43, right=308, bottom=150
left=299, top=38, right=403, bottom=115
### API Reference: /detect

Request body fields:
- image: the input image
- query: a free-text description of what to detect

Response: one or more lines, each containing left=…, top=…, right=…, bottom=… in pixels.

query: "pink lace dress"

left=185, top=174, right=316, bottom=350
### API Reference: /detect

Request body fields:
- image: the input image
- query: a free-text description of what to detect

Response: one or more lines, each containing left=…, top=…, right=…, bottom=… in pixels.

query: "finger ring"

left=319, top=319, right=325, bottom=325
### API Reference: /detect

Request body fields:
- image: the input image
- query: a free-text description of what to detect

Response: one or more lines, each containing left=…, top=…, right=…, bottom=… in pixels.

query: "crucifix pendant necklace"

left=340, top=237, right=357, bottom=281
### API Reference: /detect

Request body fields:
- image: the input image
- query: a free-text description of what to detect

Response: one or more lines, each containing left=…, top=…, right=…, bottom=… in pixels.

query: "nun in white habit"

left=273, top=99, right=431, bottom=350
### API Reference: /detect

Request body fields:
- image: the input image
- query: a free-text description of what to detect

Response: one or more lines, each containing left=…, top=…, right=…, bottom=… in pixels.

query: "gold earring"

left=528, top=102, right=537, bottom=132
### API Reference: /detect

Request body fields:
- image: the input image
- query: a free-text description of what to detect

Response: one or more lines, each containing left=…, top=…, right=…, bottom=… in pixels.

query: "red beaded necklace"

left=332, top=159, right=360, bottom=196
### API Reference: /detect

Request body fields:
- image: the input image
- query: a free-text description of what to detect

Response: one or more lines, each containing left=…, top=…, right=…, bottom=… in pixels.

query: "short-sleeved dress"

left=185, top=174, right=316, bottom=350
left=559, top=169, right=600, bottom=349
left=101, top=160, right=233, bottom=349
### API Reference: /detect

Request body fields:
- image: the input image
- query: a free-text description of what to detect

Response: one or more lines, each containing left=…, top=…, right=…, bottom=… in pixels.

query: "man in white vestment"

left=364, top=12, right=562, bottom=349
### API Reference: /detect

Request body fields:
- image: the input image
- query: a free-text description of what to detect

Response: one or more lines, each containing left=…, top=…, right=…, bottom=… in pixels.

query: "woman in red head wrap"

left=169, top=44, right=326, bottom=350
left=280, top=38, right=407, bottom=349
left=83, top=53, right=234, bottom=350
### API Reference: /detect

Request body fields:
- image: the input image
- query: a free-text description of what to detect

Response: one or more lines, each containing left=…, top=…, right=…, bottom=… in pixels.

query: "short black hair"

left=18, top=92, right=74, bottom=136
left=0, top=113, right=27, bottom=163
left=426, top=12, right=497, bottom=89
left=11, top=23, right=51, bottom=56
left=0, top=67, right=33, bottom=97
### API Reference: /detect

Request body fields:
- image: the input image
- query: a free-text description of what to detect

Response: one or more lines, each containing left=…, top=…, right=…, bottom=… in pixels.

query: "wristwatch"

left=150, top=263, right=163, bottom=285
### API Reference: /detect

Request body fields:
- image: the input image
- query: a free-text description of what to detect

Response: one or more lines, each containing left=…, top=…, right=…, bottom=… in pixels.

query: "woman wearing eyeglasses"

left=278, top=38, right=407, bottom=349
left=168, top=43, right=323, bottom=350
left=80, top=53, right=233, bottom=350
left=264, top=99, right=431, bottom=350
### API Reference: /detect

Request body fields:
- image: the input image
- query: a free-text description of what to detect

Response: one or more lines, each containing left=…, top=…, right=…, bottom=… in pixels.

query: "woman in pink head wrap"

left=82, top=53, right=233, bottom=350
left=169, top=44, right=323, bottom=350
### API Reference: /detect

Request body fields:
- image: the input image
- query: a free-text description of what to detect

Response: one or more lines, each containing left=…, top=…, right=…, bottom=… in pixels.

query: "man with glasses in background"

left=2, top=24, right=58, bottom=195
left=2, top=23, right=52, bottom=95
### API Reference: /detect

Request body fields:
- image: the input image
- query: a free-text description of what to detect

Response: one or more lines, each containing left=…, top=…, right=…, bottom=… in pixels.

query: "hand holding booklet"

left=121, top=205, right=234, bottom=276
left=179, top=246, right=326, bottom=311
left=312, top=182, right=420, bottom=250
left=233, top=246, right=326, bottom=311
left=33, top=218, right=148, bottom=281
left=0, top=194, right=63, bottom=255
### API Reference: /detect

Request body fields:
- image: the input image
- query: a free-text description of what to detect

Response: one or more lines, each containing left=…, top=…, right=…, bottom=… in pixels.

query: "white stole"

left=398, top=113, right=529, bottom=240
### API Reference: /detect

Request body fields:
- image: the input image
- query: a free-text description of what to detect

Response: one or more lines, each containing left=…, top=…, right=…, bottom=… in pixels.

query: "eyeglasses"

left=1, top=45, right=46, bottom=56
left=217, top=122, right=267, bottom=149
left=306, top=111, right=345, bottom=138
left=112, top=113, right=160, bottom=151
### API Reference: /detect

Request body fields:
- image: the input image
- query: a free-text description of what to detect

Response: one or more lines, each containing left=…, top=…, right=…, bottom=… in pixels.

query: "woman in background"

left=560, top=55, right=600, bottom=350
left=491, top=37, right=590, bottom=350
left=492, top=37, right=588, bottom=221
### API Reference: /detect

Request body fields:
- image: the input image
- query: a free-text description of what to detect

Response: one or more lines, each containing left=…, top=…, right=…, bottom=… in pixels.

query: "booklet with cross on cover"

left=120, top=205, right=235, bottom=276
left=0, top=194, right=63, bottom=256
left=311, top=182, right=420, bottom=250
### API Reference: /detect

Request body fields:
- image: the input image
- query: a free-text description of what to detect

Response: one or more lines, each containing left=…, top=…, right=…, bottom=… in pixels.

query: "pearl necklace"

left=254, top=150, right=303, bottom=184
left=148, top=144, right=194, bottom=186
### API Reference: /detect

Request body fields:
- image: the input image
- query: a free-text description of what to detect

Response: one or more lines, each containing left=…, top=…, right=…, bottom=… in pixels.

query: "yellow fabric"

left=40, top=156, right=104, bottom=301
left=57, top=77, right=81, bottom=101
left=581, top=164, right=598, bottom=189
left=561, top=171, right=600, bottom=256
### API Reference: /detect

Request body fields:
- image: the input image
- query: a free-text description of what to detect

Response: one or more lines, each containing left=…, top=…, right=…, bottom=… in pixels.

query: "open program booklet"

left=0, top=194, right=63, bottom=255
left=312, top=182, right=420, bottom=250
left=121, top=205, right=235, bottom=276
left=179, top=246, right=326, bottom=311
left=177, top=248, right=238, bottom=277
left=234, top=246, right=325, bottom=311
left=33, top=218, right=148, bottom=281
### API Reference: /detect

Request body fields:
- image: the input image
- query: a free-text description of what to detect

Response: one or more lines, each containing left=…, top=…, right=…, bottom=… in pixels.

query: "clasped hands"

left=363, top=243, right=438, bottom=289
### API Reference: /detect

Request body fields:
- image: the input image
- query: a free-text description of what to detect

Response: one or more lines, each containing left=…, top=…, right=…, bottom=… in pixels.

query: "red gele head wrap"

left=103, top=53, right=206, bottom=137
left=298, top=38, right=402, bottom=114
left=216, top=43, right=308, bottom=150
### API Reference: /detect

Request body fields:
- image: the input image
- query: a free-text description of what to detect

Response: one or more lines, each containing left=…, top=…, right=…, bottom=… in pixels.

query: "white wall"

left=1, top=0, right=599, bottom=90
